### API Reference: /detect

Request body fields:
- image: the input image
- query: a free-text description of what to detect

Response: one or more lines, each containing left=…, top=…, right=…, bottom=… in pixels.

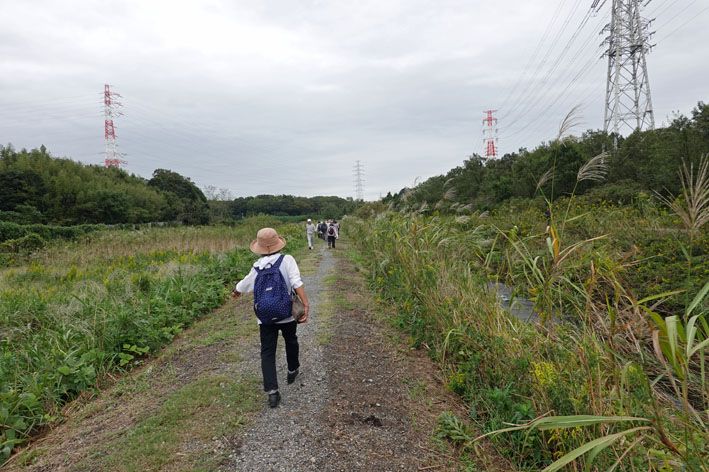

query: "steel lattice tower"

left=353, top=160, right=365, bottom=201
left=103, top=84, right=125, bottom=168
left=603, top=0, right=655, bottom=136
left=482, top=110, right=498, bottom=161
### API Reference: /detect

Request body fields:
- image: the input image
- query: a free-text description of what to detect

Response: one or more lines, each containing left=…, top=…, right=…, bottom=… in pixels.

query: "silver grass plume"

left=443, top=187, right=457, bottom=201
left=557, top=104, right=584, bottom=141
left=656, top=154, right=709, bottom=233
left=577, top=152, right=609, bottom=183
left=536, top=168, right=554, bottom=191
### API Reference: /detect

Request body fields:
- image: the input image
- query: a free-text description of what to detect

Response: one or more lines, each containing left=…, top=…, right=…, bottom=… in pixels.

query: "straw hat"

left=250, top=227, right=287, bottom=255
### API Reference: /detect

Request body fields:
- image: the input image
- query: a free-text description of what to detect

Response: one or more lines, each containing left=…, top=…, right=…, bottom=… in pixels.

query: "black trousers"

left=327, top=235, right=336, bottom=248
left=259, top=320, right=300, bottom=392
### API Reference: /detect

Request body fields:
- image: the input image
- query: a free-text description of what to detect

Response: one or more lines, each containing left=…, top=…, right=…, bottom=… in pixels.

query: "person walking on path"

left=305, top=218, right=316, bottom=250
left=326, top=222, right=339, bottom=249
left=318, top=220, right=327, bottom=240
left=232, top=227, right=310, bottom=408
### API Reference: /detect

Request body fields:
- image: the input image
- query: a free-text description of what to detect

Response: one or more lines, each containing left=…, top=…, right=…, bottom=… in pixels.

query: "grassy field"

left=346, top=197, right=707, bottom=471
left=0, top=216, right=305, bottom=460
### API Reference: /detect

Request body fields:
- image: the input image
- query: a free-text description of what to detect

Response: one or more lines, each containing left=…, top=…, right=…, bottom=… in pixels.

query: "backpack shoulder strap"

left=254, top=255, right=284, bottom=273
left=270, top=254, right=285, bottom=269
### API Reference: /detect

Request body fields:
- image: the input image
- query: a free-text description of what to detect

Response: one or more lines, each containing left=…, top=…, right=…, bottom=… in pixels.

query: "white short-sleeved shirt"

left=235, top=253, right=303, bottom=324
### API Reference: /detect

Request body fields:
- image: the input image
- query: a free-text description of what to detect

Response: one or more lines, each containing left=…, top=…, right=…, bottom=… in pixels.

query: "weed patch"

left=345, top=207, right=707, bottom=470
left=0, top=217, right=306, bottom=459
left=92, top=375, right=259, bottom=471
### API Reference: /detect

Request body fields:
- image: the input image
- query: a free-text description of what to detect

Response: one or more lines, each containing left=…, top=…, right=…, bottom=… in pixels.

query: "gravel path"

left=220, top=243, right=510, bottom=472
left=3, top=241, right=510, bottom=471
left=221, top=245, right=335, bottom=472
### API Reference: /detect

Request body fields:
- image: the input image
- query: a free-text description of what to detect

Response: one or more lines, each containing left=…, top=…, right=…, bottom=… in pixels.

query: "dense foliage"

left=230, top=194, right=359, bottom=220
left=347, top=204, right=707, bottom=470
left=0, top=218, right=305, bottom=459
left=384, top=102, right=709, bottom=212
left=349, top=104, right=708, bottom=470
left=0, top=145, right=208, bottom=226
left=0, top=222, right=105, bottom=264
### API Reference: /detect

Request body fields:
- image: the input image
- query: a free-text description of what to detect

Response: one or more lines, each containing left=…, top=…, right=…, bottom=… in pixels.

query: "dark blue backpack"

left=253, top=255, right=292, bottom=324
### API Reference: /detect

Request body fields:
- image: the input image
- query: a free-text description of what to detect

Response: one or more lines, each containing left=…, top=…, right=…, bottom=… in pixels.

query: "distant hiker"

left=544, top=208, right=552, bottom=234
left=232, top=227, right=310, bottom=408
left=326, top=222, right=339, bottom=249
left=305, top=218, right=316, bottom=250
left=318, top=221, right=328, bottom=240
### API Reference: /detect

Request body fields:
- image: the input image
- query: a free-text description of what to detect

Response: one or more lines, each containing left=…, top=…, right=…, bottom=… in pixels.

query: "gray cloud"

left=1, top=0, right=707, bottom=200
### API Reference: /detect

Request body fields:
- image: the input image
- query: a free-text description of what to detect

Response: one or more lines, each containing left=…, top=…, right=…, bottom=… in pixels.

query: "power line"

left=502, top=10, right=605, bottom=134
left=499, top=0, right=587, bottom=120
left=648, top=0, right=681, bottom=18
left=499, top=48, right=605, bottom=141
left=657, top=0, right=700, bottom=28
left=656, top=3, right=709, bottom=42
left=497, top=0, right=570, bottom=113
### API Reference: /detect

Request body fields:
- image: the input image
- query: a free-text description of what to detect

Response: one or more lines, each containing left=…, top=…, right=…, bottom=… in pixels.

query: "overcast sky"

left=1, top=0, right=707, bottom=200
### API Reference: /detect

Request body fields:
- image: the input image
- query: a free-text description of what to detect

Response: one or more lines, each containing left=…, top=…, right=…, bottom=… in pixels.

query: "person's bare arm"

left=294, top=285, right=310, bottom=323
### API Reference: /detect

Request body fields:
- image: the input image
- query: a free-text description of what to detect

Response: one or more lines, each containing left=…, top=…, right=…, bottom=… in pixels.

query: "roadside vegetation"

left=0, top=217, right=304, bottom=460
left=348, top=107, right=708, bottom=469
left=348, top=200, right=707, bottom=469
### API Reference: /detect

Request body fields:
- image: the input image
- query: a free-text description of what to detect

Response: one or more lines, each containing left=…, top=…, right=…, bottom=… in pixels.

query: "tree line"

left=0, top=145, right=359, bottom=227
left=0, top=145, right=208, bottom=225
left=229, top=194, right=358, bottom=220
left=384, top=102, right=709, bottom=211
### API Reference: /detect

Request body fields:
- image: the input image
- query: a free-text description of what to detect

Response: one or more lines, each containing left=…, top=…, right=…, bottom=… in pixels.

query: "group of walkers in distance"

left=305, top=218, right=339, bottom=249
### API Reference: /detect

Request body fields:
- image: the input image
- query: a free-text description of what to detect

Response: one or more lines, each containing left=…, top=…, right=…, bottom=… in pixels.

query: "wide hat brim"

left=249, top=236, right=287, bottom=255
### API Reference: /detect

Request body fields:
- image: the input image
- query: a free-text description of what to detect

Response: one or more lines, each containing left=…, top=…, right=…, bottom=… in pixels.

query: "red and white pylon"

left=482, top=109, right=498, bottom=161
left=103, top=84, right=125, bottom=168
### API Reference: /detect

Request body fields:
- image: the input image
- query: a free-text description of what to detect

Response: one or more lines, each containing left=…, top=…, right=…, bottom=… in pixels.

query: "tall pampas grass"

left=577, top=152, right=609, bottom=183
left=536, top=168, right=554, bottom=192
left=656, top=154, right=709, bottom=234
left=556, top=104, right=583, bottom=141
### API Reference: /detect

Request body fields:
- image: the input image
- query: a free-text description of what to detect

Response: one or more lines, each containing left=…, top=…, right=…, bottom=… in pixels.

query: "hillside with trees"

left=384, top=102, right=709, bottom=212
left=0, top=145, right=208, bottom=225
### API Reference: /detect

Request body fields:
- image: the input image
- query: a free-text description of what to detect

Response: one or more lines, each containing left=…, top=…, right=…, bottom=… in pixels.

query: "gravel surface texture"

left=221, top=244, right=511, bottom=471
left=221, top=246, right=334, bottom=472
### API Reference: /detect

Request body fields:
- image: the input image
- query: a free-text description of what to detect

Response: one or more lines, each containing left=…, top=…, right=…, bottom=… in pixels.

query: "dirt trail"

left=224, top=243, right=510, bottom=471
left=221, top=245, right=334, bottom=471
left=4, top=240, right=511, bottom=471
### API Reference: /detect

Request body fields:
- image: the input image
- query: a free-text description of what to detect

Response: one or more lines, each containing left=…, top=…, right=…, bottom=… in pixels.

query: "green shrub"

left=0, top=233, right=46, bottom=254
left=0, top=221, right=104, bottom=245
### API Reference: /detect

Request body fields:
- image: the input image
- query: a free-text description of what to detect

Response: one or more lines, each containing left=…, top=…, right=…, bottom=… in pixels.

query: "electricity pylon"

left=603, top=0, right=655, bottom=136
left=353, top=161, right=365, bottom=201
